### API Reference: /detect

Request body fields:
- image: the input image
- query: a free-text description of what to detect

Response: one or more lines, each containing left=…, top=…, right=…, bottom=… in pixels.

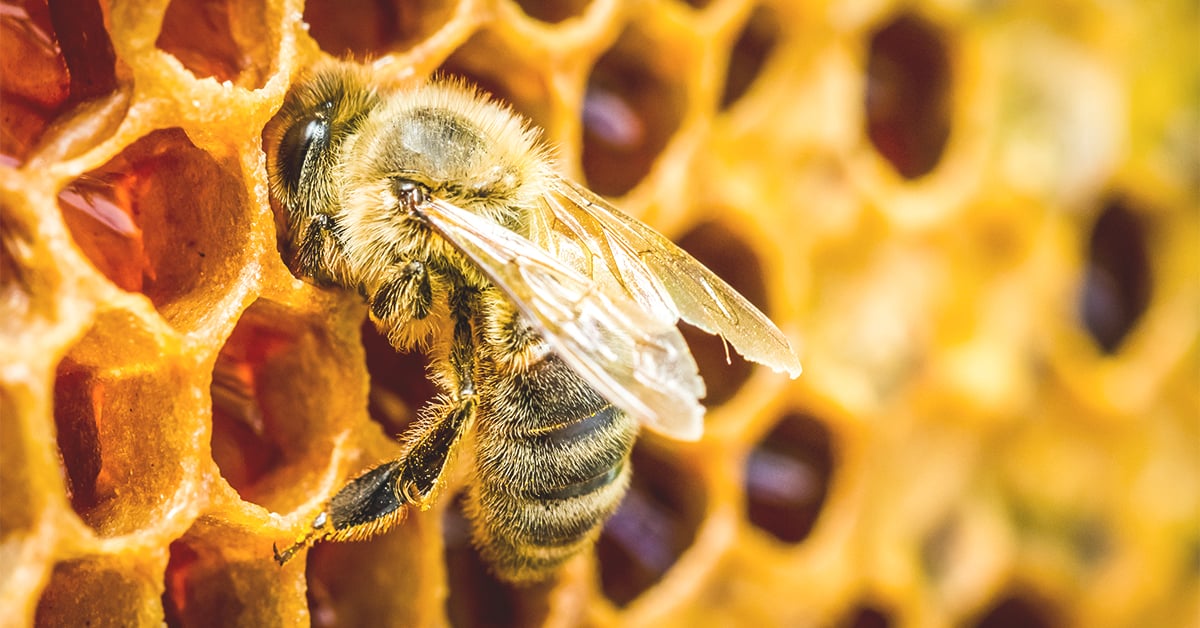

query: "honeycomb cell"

left=510, top=0, right=589, bottom=24
left=361, top=321, right=432, bottom=439
left=157, top=0, right=271, bottom=87
left=720, top=5, right=781, bottom=110
left=0, top=0, right=69, bottom=166
left=842, top=605, right=892, bottom=628
left=597, top=444, right=706, bottom=606
left=444, top=494, right=552, bottom=628
left=34, top=558, right=163, bottom=626
left=303, top=0, right=455, bottom=58
left=162, top=531, right=301, bottom=628
left=676, top=221, right=766, bottom=407
left=303, top=507, right=438, bottom=628
left=52, top=358, right=196, bottom=537
left=744, top=413, right=832, bottom=544
left=582, top=26, right=687, bottom=196
left=210, top=300, right=358, bottom=510
left=47, top=0, right=119, bottom=101
left=1078, top=198, right=1151, bottom=354
left=865, top=13, right=952, bottom=179
left=439, top=30, right=555, bottom=134
left=56, top=128, right=253, bottom=332
left=971, top=593, right=1059, bottom=628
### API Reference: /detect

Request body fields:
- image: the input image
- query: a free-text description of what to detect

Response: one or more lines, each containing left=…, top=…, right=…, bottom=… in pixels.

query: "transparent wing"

left=419, top=197, right=706, bottom=440
left=537, top=177, right=802, bottom=378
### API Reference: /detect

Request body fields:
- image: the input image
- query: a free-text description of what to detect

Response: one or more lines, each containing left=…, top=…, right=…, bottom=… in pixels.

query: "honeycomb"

left=1, top=0, right=1197, bottom=626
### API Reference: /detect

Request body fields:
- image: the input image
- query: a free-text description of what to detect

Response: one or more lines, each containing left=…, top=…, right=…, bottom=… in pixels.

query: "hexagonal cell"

left=439, top=30, right=555, bottom=134
left=720, top=5, right=781, bottom=110
left=361, top=320, right=433, bottom=439
left=597, top=443, right=706, bottom=606
left=443, top=493, right=552, bottom=628
left=56, top=128, right=253, bottom=332
left=1078, top=198, right=1151, bottom=354
left=303, top=0, right=455, bottom=57
left=582, top=26, right=688, bottom=196
left=162, top=528, right=304, bottom=627
left=156, top=0, right=271, bottom=87
left=34, top=558, right=162, bottom=626
left=676, top=221, right=768, bottom=407
left=510, top=0, right=589, bottom=24
left=841, top=605, right=892, bottom=628
left=744, top=413, right=833, bottom=544
left=0, top=0, right=69, bottom=167
left=303, top=506, right=439, bottom=627
left=1, top=0, right=126, bottom=167
left=865, top=13, right=952, bottom=179
left=47, top=0, right=121, bottom=101
left=210, top=300, right=362, bottom=510
left=53, top=356, right=196, bottom=537
left=970, top=592, right=1060, bottom=628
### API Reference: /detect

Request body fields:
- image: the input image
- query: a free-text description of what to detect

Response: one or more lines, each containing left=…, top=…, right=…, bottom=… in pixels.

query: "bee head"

left=267, top=61, right=380, bottom=224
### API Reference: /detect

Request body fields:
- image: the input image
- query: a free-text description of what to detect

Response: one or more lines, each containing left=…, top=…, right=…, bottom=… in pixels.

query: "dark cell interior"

left=0, top=0, right=70, bottom=166
left=582, top=28, right=686, bottom=196
left=443, top=494, right=553, bottom=628
left=304, top=0, right=454, bottom=58
left=1078, top=198, right=1152, bottom=354
left=48, top=0, right=120, bottom=101
left=52, top=364, right=103, bottom=517
left=972, top=593, right=1059, bottom=628
left=720, top=5, right=781, bottom=110
left=843, top=605, right=892, bottom=628
left=865, top=13, right=952, bottom=179
left=512, top=0, right=590, bottom=24
left=744, top=413, right=833, bottom=543
left=597, top=444, right=706, bottom=606
left=362, top=320, right=434, bottom=439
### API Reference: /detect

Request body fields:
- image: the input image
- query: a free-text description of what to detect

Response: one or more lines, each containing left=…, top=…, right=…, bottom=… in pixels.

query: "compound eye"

left=277, top=114, right=330, bottom=193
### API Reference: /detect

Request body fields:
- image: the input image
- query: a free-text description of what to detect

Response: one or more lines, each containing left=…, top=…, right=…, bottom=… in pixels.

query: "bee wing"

left=540, top=178, right=802, bottom=378
left=419, top=197, right=706, bottom=441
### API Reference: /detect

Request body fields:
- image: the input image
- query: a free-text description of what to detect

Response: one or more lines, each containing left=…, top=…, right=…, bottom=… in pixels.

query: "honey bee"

left=265, top=60, right=801, bottom=583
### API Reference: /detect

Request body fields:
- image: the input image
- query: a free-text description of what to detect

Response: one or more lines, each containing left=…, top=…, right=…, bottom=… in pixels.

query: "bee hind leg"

left=273, top=287, right=478, bottom=564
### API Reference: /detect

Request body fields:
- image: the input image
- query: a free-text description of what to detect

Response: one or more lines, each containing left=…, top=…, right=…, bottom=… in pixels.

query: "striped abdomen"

left=469, top=352, right=639, bottom=582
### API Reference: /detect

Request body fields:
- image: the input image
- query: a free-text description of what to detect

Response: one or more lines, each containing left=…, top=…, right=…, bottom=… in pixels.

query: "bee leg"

left=291, top=213, right=347, bottom=286
left=370, top=260, right=432, bottom=323
left=274, top=287, right=478, bottom=565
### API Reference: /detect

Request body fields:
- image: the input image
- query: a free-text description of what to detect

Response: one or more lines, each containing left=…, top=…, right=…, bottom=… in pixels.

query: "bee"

left=265, top=60, right=801, bottom=583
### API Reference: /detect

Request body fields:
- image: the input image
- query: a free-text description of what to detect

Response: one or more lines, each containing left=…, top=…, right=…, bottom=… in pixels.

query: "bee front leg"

left=274, top=287, right=477, bottom=565
left=291, top=213, right=349, bottom=287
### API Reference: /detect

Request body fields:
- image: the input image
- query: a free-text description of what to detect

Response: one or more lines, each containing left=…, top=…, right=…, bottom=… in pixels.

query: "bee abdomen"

left=471, top=355, right=639, bottom=582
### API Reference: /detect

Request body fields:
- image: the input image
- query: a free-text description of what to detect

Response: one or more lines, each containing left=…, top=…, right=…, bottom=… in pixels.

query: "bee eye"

left=278, top=114, right=330, bottom=193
